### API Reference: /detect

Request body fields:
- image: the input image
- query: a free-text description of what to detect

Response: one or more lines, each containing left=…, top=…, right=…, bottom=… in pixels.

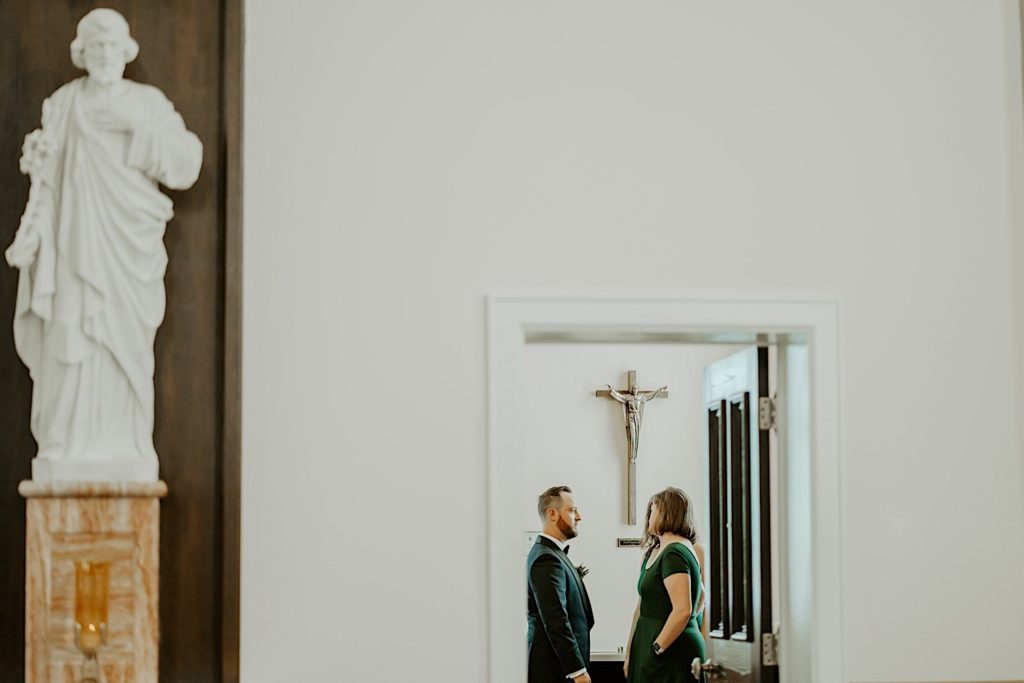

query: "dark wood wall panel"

left=0, top=2, right=240, bottom=681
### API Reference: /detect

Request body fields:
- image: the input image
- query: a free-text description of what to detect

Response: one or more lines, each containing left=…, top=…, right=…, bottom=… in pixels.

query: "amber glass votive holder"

left=74, top=561, right=109, bottom=682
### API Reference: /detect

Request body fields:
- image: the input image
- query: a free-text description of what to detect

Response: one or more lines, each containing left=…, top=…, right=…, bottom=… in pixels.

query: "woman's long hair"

left=641, top=486, right=699, bottom=559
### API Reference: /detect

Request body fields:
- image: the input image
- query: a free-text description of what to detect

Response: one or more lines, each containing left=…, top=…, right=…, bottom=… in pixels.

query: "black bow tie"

left=562, top=545, right=570, bottom=556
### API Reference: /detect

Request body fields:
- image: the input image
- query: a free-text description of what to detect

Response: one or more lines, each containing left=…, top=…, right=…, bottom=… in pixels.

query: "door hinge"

left=762, top=631, right=779, bottom=666
left=758, top=396, right=776, bottom=431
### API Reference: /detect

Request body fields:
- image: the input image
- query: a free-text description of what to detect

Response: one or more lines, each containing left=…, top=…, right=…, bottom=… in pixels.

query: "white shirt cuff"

left=566, top=668, right=586, bottom=679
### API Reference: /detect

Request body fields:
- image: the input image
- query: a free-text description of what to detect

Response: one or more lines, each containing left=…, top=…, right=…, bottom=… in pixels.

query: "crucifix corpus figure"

left=595, top=371, right=668, bottom=525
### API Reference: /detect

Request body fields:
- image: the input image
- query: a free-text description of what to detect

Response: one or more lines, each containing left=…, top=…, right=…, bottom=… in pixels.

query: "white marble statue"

left=4, top=8, right=202, bottom=482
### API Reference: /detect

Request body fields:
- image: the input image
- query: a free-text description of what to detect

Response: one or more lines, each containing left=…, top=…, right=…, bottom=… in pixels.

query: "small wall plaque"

left=616, top=538, right=642, bottom=547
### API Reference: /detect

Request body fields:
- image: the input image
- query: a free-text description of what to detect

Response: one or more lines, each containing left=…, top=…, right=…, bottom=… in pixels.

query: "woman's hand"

left=623, top=656, right=629, bottom=679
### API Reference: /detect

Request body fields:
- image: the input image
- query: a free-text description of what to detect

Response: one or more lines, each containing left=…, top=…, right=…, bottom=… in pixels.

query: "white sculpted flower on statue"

left=4, top=9, right=203, bottom=482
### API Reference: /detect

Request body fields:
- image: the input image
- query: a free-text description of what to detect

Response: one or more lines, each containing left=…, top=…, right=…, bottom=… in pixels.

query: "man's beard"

left=556, top=516, right=577, bottom=540
left=88, top=64, right=125, bottom=85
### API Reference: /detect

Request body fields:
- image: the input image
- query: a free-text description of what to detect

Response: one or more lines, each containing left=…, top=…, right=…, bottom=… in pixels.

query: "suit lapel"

left=556, top=548, right=585, bottom=593
left=569, top=558, right=593, bottom=626
left=536, top=537, right=581, bottom=586
left=535, top=537, right=593, bottom=624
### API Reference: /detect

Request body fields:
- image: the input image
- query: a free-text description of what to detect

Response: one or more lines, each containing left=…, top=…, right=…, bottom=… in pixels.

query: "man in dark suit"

left=527, top=485, right=595, bottom=683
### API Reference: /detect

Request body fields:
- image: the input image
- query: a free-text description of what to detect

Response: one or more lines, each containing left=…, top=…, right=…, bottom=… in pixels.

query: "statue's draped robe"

left=14, top=77, right=201, bottom=474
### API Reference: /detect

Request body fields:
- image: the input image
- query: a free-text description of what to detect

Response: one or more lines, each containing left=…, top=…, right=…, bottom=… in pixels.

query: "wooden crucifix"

left=595, top=371, right=668, bottom=525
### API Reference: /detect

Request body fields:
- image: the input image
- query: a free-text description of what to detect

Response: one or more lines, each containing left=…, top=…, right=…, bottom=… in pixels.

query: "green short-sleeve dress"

left=627, top=542, right=706, bottom=682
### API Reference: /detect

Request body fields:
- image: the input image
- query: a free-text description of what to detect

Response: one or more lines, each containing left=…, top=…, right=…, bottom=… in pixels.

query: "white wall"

left=518, top=343, right=740, bottom=654
left=1010, top=5, right=1024, bottom=515
left=243, top=2, right=1024, bottom=682
left=778, top=341, right=812, bottom=683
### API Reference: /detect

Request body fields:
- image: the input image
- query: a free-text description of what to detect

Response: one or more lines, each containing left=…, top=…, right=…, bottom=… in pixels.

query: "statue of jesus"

left=5, top=8, right=203, bottom=482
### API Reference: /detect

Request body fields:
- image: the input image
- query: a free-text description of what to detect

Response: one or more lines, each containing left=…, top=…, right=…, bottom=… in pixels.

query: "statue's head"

left=70, top=8, right=139, bottom=84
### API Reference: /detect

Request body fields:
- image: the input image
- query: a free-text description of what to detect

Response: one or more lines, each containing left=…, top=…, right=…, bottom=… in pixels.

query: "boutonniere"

left=576, top=564, right=589, bottom=579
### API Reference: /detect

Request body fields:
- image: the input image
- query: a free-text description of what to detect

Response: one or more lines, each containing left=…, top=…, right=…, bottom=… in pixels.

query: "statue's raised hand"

left=88, top=97, right=147, bottom=133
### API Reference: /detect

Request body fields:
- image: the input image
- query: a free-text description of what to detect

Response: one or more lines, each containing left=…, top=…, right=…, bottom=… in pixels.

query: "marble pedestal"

left=20, top=481, right=168, bottom=683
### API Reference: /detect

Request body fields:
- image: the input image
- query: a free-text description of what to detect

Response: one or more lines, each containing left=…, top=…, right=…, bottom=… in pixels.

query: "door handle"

left=691, top=657, right=726, bottom=680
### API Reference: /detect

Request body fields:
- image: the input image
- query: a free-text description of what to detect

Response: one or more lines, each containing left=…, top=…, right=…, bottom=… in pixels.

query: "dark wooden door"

left=0, top=2, right=241, bottom=681
left=701, top=347, right=777, bottom=683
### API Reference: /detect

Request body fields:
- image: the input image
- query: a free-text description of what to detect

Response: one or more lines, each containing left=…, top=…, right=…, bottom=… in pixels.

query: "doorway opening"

left=486, top=296, right=843, bottom=683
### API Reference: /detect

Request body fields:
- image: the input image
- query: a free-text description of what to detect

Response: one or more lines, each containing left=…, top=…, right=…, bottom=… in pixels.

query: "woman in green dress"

left=624, top=487, right=708, bottom=682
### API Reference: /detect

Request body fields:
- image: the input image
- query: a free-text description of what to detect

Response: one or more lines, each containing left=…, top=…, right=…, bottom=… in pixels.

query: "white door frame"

left=486, top=294, right=844, bottom=683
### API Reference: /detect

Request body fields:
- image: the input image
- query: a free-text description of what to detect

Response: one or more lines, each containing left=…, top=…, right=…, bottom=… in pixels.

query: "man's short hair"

left=537, top=485, right=572, bottom=519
